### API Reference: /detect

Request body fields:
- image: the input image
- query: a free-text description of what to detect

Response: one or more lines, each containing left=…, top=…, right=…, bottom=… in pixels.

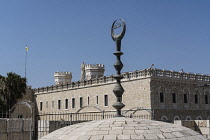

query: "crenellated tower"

left=80, top=63, right=105, bottom=80
left=54, top=72, right=72, bottom=85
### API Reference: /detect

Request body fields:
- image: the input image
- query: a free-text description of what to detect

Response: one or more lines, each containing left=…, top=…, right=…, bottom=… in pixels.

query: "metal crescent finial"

left=111, top=19, right=126, bottom=41
left=111, top=19, right=126, bottom=117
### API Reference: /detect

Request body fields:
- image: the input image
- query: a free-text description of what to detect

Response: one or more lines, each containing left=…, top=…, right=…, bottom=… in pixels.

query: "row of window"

left=40, top=95, right=108, bottom=111
left=159, top=93, right=209, bottom=104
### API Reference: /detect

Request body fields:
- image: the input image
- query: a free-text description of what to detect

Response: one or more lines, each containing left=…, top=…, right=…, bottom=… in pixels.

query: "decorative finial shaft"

left=111, top=19, right=126, bottom=117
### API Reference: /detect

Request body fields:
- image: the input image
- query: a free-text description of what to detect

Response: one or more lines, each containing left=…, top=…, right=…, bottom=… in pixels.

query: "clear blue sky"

left=0, top=1, right=210, bottom=88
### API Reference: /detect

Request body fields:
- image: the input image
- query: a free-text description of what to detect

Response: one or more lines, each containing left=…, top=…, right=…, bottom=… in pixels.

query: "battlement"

left=54, top=72, right=72, bottom=76
left=35, top=68, right=210, bottom=94
left=85, top=64, right=105, bottom=70
left=54, top=71, right=72, bottom=85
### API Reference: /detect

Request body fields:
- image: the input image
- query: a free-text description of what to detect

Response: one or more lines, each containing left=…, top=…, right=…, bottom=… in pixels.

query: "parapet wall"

left=54, top=72, right=72, bottom=77
left=85, top=64, right=105, bottom=70
left=35, top=68, right=210, bottom=94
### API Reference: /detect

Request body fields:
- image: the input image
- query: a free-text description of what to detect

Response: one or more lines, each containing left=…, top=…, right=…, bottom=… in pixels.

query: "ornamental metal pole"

left=111, top=19, right=126, bottom=117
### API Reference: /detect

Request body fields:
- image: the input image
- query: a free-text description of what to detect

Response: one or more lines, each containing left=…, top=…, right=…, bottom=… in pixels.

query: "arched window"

left=194, top=90, right=200, bottom=104
left=72, top=98, right=75, bottom=108
left=183, top=89, right=189, bottom=103
left=80, top=97, right=83, bottom=108
left=160, top=93, right=164, bottom=103
left=174, top=116, right=180, bottom=120
left=40, top=101, right=43, bottom=111
left=197, top=116, right=202, bottom=120
left=161, top=115, right=168, bottom=122
left=185, top=116, right=191, bottom=120
left=96, top=95, right=99, bottom=105
left=172, top=89, right=177, bottom=103
left=104, top=95, right=108, bottom=106
left=58, top=100, right=61, bottom=110
left=87, top=96, right=90, bottom=105
left=205, top=95, right=209, bottom=104
left=205, top=90, right=209, bottom=104
left=195, top=94, right=198, bottom=104
left=65, top=98, right=68, bottom=109
left=159, top=87, right=165, bottom=103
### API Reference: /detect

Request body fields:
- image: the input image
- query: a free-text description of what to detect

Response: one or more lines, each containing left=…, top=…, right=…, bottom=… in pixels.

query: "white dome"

left=39, top=117, right=207, bottom=140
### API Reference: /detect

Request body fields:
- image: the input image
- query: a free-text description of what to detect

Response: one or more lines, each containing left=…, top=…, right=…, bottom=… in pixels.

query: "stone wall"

left=151, top=77, right=210, bottom=110
left=0, top=118, right=33, bottom=140
left=151, top=77, right=210, bottom=121
left=35, top=78, right=151, bottom=113
left=154, top=109, right=210, bottom=121
left=174, top=120, right=210, bottom=138
left=34, top=68, right=210, bottom=121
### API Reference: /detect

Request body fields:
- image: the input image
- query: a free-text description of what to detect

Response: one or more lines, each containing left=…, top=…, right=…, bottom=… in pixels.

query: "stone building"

left=34, top=67, right=210, bottom=122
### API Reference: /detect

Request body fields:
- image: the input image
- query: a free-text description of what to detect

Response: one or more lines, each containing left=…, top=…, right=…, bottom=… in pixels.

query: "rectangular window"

left=40, top=102, right=43, bottom=111
left=18, top=115, right=23, bottom=118
left=46, top=101, right=48, bottom=108
left=96, top=96, right=99, bottom=105
left=205, top=95, right=208, bottom=104
left=172, top=93, right=176, bottom=103
left=160, top=93, right=164, bottom=103
left=65, top=99, right=68, bottom=109
left=195, top=95, right=198, bottom=104
left=104, top=95, right=108, bottom=106
left=58, top=100, right=61, bottom=109
left=80, top=97, right=83, bottom=108
left=184, top=94, right=188, bottom=103
left=72, top=98, right=75, bottom=108
left=52, top=100, right=54, bottom=109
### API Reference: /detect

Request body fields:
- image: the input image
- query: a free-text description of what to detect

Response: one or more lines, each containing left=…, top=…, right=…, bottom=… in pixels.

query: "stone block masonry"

left=0, top=118, right=33, bottom=140
left=174, top=120, right=210, bottom=139
left=34, top=68, right=210, bottom=122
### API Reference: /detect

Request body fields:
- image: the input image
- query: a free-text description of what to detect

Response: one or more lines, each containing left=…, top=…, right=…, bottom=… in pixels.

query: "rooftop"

left=39, top=117, right=207, bottom=140
left=34, top=68, right=210, bottom=94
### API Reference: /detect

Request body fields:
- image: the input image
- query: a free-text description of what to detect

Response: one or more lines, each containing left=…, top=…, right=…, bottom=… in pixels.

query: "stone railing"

left=34, top=68, right=210, bottom=94
left=153, top=69, right=210, bottom=82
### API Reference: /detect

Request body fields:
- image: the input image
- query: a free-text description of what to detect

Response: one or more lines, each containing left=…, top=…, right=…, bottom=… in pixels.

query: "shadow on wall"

left=174, top=120, right=210, bottom=139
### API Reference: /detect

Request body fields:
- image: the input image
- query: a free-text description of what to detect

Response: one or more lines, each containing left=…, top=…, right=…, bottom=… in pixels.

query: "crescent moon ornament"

left=111, top=19, right=126, bottom=117
left=111, top=19, right=126, bottom=41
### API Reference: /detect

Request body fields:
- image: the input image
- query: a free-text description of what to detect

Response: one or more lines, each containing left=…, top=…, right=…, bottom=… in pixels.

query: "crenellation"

left=54, top=71, right=72, bottom=85
left=54, top=71, right=72, bottom=76
left=34, top=67, right=210, bottom=123
left=80, top=63, right=105, bottom=81
left=84, top=64, right=105, bottom=69
left=35, top=68, right=210, bottom=94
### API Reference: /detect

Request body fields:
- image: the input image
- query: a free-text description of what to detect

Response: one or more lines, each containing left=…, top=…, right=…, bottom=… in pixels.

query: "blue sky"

left=0, top=1, right=210, bottom=88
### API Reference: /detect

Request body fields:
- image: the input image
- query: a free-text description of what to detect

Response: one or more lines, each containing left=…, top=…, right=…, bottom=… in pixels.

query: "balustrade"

left=34, top=68, right=210, bottom=94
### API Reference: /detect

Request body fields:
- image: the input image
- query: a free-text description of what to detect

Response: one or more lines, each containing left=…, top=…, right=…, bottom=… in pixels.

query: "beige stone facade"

left=34, top=68, right=210, bottom=121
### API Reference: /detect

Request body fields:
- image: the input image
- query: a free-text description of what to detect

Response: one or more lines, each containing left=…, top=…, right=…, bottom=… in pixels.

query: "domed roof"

left=39, top=117, right=207, bottom=140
